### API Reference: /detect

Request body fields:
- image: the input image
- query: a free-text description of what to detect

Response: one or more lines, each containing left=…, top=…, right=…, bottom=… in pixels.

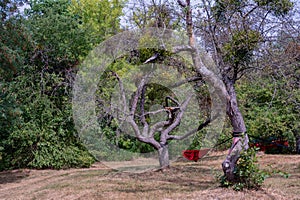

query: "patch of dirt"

left=0, top=151, right=299, bottom=200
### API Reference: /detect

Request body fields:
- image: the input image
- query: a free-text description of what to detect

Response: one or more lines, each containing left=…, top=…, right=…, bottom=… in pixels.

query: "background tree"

left=0, top=0, right=125, bottom=170
left=26, top=0, right=91, bottom=71
left=69, top=0, right=125, bottom=47
left=0, top=0, right=33, bottom=80
left=129, top=0, right=181, bottom=29
left=0, top=0, right=93, bottom=169
left=91, top=34, right=215, bottom=169
left=252, top=18, right=300, bottom=153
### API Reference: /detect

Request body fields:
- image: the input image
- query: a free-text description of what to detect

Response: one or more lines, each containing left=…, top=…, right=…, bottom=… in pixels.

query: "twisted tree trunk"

left=177, top=0, right=249, bottom=182
left=222, top=80, right=249, bottom=181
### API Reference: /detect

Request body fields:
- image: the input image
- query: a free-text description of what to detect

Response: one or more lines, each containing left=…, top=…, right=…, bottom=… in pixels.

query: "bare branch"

left=169, top=76, right=202, bottom=88
left=185, top=0, right=229, bottom=101
left=149, top=120, right=170, bottom=137
left=112, top=72, right=148, bottom=140
left=140, top=84, right=148, bottom=126
left=165, top=96, right=180, bottom=107
left=168, top=114, right=218, bottom=140
left=112, top=72, right=128, bottom=115
left=143, top=53, right=159, bottom=64
left=136, top=135, right=161, bottom=150
left=168, top=118, right=211, bottom=140
left=172, top=45, right=193, bottom=53
left=144, top=108, right=166, bottom=116
left=130, top=77, right=147, bottom=117
left=243, top=5, right=259, bottom=20
left=161, top=94, right=193, bottom=139
left=177, top=0, right=186, bottom=8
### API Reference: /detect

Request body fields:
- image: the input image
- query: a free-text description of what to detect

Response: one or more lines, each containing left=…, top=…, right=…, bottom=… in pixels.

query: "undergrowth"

left=218, top=148, right=290, bottom=191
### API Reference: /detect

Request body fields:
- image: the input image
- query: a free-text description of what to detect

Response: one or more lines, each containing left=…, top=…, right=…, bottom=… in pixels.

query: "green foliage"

left=254, top=0, right=293, bottom=16
left=0, top=16, right=33, bottom=80
left=23, top=0, right=125, bottom=71
left=0, top=66, right=94, bottom=170
left=223, top=30, right=262, bottom=66
left=104, top=126, right=156, bottom=155
left=25, top=0, right=91, bottom=69
left=213, top=0, right=293, bottom=21
left=68, top=0, right=125, bottom=46
left=132, top=4, right=181, bottom=29
left=212, top=0, right=244, bottom=22
left=236, top=79, right=297, bottom=152
left=215, top=120, right=233, bottom=150
left=219, top=148, right=267, bottom=191
left=219, top=148, right=291, bottom=191
left=210, top=0, right=294, bottom=83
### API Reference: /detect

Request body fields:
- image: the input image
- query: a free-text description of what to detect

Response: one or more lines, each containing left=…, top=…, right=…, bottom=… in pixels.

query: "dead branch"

left=140, top=84, right=148, bottom=126
left=172, top=45, right=193, bottom=53
left=168, top=115, right=216, bottom=140
left=177, top=0, right=187, bottom=7
left=112, top=72, right=128, bottom=115
left=160, top=94, right=193, bottom=144
left=169, top=76, right=202, bottom=88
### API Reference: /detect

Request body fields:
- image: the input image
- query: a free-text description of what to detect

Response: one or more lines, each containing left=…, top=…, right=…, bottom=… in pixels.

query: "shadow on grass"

left=0, top=169, right=30, bottom=185
left=117, top=180, right=216, bottom=194
left=110, top=164, right=220, bottom=194
left=115, top=173, right=217, bottom=194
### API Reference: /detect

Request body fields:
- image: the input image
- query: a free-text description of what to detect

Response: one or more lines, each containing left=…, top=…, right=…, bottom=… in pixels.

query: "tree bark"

left=158, top=144, right=170, bottom=169
left=222, top=80, right=249, bottom=181
left=177, top=0, right=249, bottom=180
left=225, top=80, right=247, bottom=133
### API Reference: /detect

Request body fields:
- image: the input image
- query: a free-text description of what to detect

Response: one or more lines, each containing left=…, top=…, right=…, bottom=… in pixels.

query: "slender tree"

left=175, top=0, right=294, bottom=181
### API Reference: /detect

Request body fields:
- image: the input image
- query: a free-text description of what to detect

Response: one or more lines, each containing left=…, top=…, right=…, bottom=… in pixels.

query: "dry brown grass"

left=0, top=151, right=299, bottom=200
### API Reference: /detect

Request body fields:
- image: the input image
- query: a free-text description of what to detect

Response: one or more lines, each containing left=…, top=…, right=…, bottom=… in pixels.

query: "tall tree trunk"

left=222, top=80, right=249, bottom=181
left=158, top=144, right=170, bottom=169
left=225, top=80, right=247, bottom=133
left=178, top=0, right=249, bottom=180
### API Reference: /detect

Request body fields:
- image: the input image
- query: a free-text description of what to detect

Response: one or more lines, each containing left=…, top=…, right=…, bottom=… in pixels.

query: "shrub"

left=0, top=67, right=95, bottom=170
left=219, top=148, right=267, bottom=191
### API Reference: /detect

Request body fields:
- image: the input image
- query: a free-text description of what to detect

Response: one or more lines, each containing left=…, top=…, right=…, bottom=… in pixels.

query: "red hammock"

left=182, top=148, right=210, bottom=162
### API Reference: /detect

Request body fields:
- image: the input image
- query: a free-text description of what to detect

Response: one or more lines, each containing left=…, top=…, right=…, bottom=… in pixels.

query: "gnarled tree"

left=176, top=0, right=294, bottom=181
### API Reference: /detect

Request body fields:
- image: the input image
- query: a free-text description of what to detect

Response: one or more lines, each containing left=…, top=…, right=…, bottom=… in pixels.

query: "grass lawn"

left=0, top=151, right=299, bottom=200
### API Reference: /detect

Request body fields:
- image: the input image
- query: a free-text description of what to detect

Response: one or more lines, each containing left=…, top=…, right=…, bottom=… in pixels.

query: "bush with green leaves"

left=219, top=148, right=267, bottom=191
left=0, top=66, right=94, bottom=170
left=236, top=79, right=297, bottom=153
